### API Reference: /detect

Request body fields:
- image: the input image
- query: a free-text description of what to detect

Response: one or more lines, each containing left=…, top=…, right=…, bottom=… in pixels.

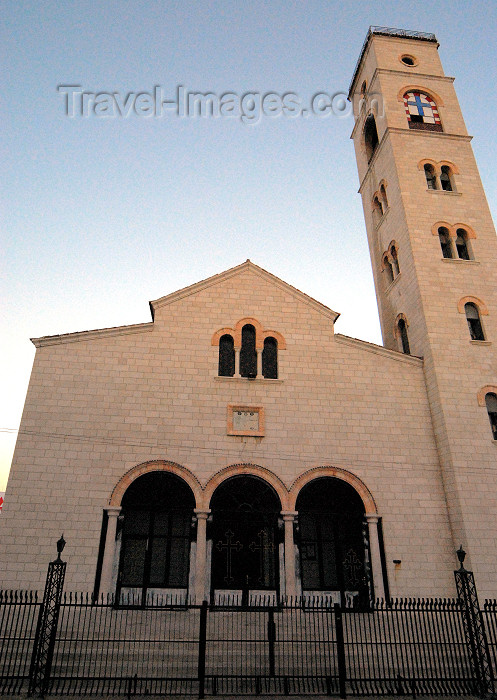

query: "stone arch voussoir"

left=289, top=466, right=377, bottom=514
left=109, top=460, right=203, bottom=508
left=203, top=463, right=289, bottom=510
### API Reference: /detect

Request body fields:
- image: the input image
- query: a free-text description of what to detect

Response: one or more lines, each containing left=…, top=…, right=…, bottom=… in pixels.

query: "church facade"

left=2, top=28, right=496, bottom=604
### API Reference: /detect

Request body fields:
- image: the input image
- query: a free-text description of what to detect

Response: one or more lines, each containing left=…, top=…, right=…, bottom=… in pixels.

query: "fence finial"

left=456, top=544, right=466, bottom=570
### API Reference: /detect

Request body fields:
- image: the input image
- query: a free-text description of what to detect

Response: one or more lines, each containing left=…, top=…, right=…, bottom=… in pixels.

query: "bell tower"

left=349, top=27, right=497, bottom=595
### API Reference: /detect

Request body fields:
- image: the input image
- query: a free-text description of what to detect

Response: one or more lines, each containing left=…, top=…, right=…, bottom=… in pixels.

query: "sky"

left=2, top=1, right=497, bottom=491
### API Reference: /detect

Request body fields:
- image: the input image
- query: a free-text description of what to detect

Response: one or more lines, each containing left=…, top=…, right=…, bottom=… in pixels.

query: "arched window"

left=360, top=80, right=367, bottom=96
left=262, top=337, right=278, bottom=379
left=424, top=163, right=437, bottom=189
left=403, top=91, right=442, bottom=131
left=438, top=227, right=453, bottom=259
left=296, top=478, right=372, bottom=607
left=455, top=228, right=472, bottom=260
left=240, top=324, right=257, bottom=378
left=382, top=254, right=394, bottom=285
left=380, top=183, right=388, bottom=209
left=397, top=318, right=410, bottom=354
left=440, top=165, right=453, bottom=191
left=485, top=393, right=497, bottom=440
left=390, top=244, right=400, bottom=276
left=364, top=114, right=379, bottom=162
left=218, top=334, right=235, bottom=377
left=118, top=472, right=195, bottom=605
left=373, top=196, right=383, bottom=225
left=465, top=303, right=485, bottom=341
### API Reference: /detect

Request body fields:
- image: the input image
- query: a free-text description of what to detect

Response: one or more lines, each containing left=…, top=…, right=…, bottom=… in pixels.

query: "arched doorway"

left=209, top=475, right=282, bottom=604
left=117, top=472, right=195, bottom=605
left=296, top=478, right=372, bottom=607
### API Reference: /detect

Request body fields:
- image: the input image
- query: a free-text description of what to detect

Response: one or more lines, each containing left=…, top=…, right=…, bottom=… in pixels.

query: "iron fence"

left=1, top=592, right=497, bottom=697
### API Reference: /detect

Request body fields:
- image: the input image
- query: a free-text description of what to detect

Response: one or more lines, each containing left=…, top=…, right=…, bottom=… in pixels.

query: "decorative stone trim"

left=457, top=296, right=489, bottom=315
left=288, top=466, right=377, bottom=514
left=203, top=463, right=289, bottom=510
left=109, top=460, right=202, bottom=508
left=477, top=386, right=497, bottom=407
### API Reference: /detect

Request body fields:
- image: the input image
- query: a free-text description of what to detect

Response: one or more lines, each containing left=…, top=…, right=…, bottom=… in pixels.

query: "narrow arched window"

left=456, top=229, right=471, bottom=260
left=440, top=166, right=453, bottom=191
left=373, top=197, right=383, bottom=225
left=382, top=254, right=394, bottom=285
left=465, top=303, right=485, bottom=341
left=240, top=324, right=257, bottom=378
left=398, top=318, right=410, bottom=354
left=380, top=184, right=388, bottom=209
left=360, top=80, right=367, bottom=96
left=485, top=393, right=497, bottom=440
left=390, top=245, right=400, bottom=276
left=218, top=334, right=235, bottom=377
left=424, top=164, right=437, bottom=189
left=262, top=337, right=278, bottom=379
left=364, top=114, right=379, bottom=162
left=438, top=227, right=453, bottom=259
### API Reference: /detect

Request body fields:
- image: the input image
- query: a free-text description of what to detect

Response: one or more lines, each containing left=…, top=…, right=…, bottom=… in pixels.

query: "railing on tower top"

left=348, top=26, right=438, bottom=97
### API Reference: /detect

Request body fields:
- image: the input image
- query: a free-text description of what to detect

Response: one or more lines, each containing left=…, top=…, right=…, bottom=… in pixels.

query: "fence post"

left=268, top=607, right=276, bottom=677
left=28, top=536, right=67, bottom=697
left=334, top=603, right=347, bottom=699
left=454, top=545, right=493, bottom=697
left=198, top=600, right=208, bottom=700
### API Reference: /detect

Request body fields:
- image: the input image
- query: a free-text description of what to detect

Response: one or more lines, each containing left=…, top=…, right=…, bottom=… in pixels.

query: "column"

left=281, top=511, right=298, bottom=598
left=194, top=509, right=210, bottom=603
left=256, top=348, right=263, bottom=377
left=99, top=506, right=121, bottom=597
left=365, top=514, right=385, bottom=601
left=234, top=348, right=240, bottom=377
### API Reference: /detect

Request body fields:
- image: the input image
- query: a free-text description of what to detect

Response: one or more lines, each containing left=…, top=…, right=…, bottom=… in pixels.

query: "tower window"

left=240, top=324, right=257, bottom=378
left=382, top=254, right=394, bottom=285
left=390, top=244, right=400, bottom=276
left=364, top=114, right=379, bottom=162
left=440, top=165, right=453, bottom=191
left=438, top=227, right=453, bottom=259
left=360, top=80, right=367, bottom=96
left=424, top=164, right=437, bottom=189
left=403, top=91, right=442, bottom=132
left=397, top=318, right=410, bottom=354
left=373, top=196, right=383, bottom=225
left=485, top=393, right=497, bottom=440
left=218, top=334, right=235, bottom=377
left=380, top=183, right=388, bottom=209
left=262, top=337, right=278, bottom=379
left=455, top=229, right=472, bottom=260
left=465, top=303, right=485, bottom=341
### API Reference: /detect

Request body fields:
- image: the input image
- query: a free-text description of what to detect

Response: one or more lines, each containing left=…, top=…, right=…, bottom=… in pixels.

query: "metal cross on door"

left=249, top=529, right=275, bottom=586
left=216, top=529, right=243, bottom=585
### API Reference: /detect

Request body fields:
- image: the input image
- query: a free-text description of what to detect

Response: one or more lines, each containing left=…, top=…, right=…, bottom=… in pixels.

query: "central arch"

left=209, top=475, right=282, bottom=604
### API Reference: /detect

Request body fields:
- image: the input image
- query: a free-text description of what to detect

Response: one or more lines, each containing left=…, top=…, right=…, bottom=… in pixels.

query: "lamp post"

left=28, top=536, right=67, bottom=697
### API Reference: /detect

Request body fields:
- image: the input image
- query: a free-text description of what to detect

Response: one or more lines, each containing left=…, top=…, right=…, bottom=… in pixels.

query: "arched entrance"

left=296, top=477, right=372, bottom=607
left=117, top=471, right=195, bottom=605
left=209, top=475, right=282, bottom=604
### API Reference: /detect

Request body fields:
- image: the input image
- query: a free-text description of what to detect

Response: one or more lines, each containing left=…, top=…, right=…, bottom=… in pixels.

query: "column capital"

left=281, top=511, right=298, bottom=521
left=194, top=509, right=211, bottom=520
left=365, top=513, right=380, bottom=523
left=104, top=506, right=122, bottom=517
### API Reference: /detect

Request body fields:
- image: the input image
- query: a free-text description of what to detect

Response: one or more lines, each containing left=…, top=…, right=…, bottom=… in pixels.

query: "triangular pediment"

left=149, top=260, right=340, bottom=322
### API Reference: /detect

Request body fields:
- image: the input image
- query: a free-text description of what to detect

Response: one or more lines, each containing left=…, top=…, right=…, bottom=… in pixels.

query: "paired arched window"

left=485, top=393, right=497, bottom=441
left=437, top=225, right=473, bottom=260
left=465, top=303, right=485, bottom=341
left=382, top=242, right=400, bottom=286
left=364, top=114, right=379, bottom=162
left=396, top=316, right=410, bottom=354
left=421, top=161, right=457, bottom=192
left=403, top=91, right=442, bottom=131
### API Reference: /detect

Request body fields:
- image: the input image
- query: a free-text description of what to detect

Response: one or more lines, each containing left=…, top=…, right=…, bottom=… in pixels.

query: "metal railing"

left=1, top=592, right=496, bottom=697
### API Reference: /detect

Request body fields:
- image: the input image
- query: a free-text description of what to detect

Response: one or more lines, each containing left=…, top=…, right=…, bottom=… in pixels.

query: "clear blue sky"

left=2, top=1, right=497, bottom=490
